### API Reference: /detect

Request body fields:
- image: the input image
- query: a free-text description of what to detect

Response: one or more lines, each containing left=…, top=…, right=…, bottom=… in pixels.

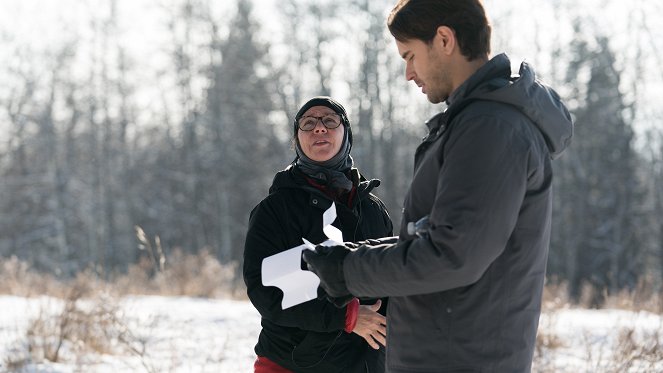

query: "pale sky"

left=1, top=0, right=661, bottom=139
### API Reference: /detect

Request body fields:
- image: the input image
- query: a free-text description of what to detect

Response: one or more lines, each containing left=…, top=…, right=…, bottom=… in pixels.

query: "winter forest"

left=1, top=0, right=663, bottom=306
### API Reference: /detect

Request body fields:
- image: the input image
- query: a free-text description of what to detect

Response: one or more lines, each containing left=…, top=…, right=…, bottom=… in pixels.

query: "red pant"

left=254, top=356, right=293, bottom=373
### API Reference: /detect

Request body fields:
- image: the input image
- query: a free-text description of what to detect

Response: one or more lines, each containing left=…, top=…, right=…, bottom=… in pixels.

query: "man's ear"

left=435, top=26, right=456, bottom=55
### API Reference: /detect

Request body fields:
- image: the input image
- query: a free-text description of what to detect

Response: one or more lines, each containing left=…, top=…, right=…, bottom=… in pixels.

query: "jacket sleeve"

left=243, top=197, right=346, bottom=332
left=344, top=115, right=531, bottom=297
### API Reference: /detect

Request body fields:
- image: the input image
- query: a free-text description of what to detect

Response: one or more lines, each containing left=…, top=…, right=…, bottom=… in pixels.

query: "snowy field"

left=0, top=295, right=661, bottom=372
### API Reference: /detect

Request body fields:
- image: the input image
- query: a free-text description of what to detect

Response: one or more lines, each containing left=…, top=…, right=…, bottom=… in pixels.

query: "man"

left=303, top=0, right=573, bottom=372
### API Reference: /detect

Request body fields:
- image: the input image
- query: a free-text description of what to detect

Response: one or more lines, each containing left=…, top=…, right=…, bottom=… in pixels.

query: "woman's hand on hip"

left=352, top=300, right=386, bottom=349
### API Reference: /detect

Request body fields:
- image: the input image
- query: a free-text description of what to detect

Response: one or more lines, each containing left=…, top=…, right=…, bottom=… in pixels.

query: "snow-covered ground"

left=535, top=307, right=663, bottom=372
left=0, top=295, right=661, bottom=372
left=0, top=296, right=260, bottom=372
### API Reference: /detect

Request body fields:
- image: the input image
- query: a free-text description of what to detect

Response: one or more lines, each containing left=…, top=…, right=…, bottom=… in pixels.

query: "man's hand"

left=316, top=285, right=353, bottom=308
left=353, top=300, right=387, bottom=349
left=302, top=245, right=352, bottom=301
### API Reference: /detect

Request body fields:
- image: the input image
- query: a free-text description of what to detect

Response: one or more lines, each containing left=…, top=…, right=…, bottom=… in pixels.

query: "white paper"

left=261, top=203, right=343, bottom=309
left=261, top=241, right=318, bottom=309
left=322, top=202, right=343, bottom=244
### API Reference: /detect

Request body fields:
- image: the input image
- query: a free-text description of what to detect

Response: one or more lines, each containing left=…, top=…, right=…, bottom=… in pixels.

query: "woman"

left=243, top=96, right=393, bottom=373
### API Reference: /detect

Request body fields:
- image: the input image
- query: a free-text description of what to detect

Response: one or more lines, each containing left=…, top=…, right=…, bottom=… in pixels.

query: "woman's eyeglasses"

left=297, top=114, right=342, bottom=131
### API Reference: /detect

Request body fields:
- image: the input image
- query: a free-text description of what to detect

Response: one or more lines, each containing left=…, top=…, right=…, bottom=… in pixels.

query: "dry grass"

left=1, top=240, right=239, bottom=370
left=608, top=326, right=663, bottom=372
left=2, top=253, right=662, bottom=372
left=0, top=250, right=239, bottom=300
left=573, top=325, right=663, bottom=373
left=602, top=279, right=663, bottom=314
left=0, top=256, right=65, bottom=297
left=113, top=248, right=237, bottom=298
left=25, top=280, right=109, bottom=362
left=4, top=274, right=163, bottom=372
left=104, top=226, right=240, bottom=298
left=541, top=279, right=663, bottom=313
left=541, top=281, right=571, bottom=312
left=534, top=280, right=663, bottom=372
left=533, top=313, right=565, bottom=373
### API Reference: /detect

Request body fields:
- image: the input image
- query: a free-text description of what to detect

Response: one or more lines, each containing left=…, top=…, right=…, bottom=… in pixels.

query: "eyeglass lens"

left=298, top=114, right=341, bottom=131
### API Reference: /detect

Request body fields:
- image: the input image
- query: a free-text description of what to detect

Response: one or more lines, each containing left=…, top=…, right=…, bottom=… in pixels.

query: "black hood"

left=293, top=96, right=353, bottom=148
left=448, top=53, right=573, bottom=159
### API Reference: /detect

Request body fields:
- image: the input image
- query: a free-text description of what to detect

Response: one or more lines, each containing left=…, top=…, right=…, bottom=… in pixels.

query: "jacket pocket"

left=387, top=293, right=452, bottom=370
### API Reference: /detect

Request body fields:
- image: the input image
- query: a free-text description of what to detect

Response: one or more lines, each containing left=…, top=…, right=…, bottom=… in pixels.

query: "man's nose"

left=405, top=61, right=416, bottom=81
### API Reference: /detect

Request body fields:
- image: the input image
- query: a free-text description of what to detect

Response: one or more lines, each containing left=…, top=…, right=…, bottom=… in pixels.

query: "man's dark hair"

left=387, top=0, right=491, bottom=61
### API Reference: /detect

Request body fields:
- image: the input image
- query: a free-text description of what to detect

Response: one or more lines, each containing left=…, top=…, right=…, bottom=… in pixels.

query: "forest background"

left=1, top=0, right=662, bottom=308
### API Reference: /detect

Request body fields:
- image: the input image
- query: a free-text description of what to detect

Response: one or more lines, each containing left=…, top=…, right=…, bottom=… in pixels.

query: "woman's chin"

left=310, top=155, right=333, bottom=162
left=306, top=150, right=335, bottom=162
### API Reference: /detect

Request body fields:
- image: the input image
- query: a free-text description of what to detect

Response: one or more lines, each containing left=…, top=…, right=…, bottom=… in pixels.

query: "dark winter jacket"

left=343, top=54, right=573, bottom=372
left=244, top=165, right=393, bottom=373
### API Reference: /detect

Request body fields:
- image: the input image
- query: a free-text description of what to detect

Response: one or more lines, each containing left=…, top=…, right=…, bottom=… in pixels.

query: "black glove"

left=302, top=245, right=352, bottom=304
left=315, top=284, right=354, bottom=308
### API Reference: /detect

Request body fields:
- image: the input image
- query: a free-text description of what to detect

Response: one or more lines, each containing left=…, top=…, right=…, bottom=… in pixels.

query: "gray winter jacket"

left=343, top=54, right=573, bottom=372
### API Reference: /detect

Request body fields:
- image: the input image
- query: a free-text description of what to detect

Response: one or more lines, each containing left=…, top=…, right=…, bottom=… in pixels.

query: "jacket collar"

left=269, top=165, right=380, bottom=207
